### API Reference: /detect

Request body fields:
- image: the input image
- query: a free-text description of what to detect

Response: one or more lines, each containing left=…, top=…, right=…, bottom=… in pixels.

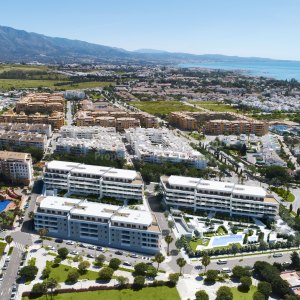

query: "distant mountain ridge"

left=0, top=25, right=296, bottom=64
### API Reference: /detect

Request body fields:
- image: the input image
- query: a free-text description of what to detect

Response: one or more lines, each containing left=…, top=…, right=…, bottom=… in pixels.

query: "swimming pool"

left=211, top=234, right=244, bottom=247
left=0, top=200, right=11, bottom=212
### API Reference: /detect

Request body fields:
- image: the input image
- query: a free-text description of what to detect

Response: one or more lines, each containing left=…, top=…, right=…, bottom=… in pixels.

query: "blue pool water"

left=0, top=200, right=11, bottom=212
left=211, top=234, right=243, bottom=247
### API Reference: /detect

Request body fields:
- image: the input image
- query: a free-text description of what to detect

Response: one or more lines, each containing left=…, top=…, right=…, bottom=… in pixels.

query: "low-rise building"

left=0, top=131, right=47, bottom=151
left=16, top=93, right=64, bottom=114
left=203, top=119, right=268, bottom=136
left=0, top=111, right=64, bottom=129
left=161, top=175, right=278, bottom=218
left=34, top=196, right=161, bottom=254
left=43, top=160, right=143, bottom=201
left=0, top=151, right=33, bottom=185
left=125, top=128, right=207, bottom=169
left=0, top=123, right=52, bottom=138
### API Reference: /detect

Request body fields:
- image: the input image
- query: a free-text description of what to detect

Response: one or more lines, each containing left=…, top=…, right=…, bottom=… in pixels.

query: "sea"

left=179, top=60, right=300, bottom=81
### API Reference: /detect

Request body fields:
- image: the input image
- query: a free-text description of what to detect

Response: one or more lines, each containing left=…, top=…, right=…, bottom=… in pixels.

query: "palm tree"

left=5, top=235, right=13, bottom=247
left=46, top=278, right=58, bottom=300
left=201, top=252, right=211, bottom=272
left=38, top=228, right=49, bottom=247
left=154, top=252, right=165, bottom=271
left=165, top=235, right=174, bottom=256
left=176, top=257, right=186, bottom=275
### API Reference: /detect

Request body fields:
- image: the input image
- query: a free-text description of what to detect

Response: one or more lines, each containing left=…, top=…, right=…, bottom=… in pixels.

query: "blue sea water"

left=0, top=200, right=11, bottom=212
left=179, top=60, right=300, bottom=81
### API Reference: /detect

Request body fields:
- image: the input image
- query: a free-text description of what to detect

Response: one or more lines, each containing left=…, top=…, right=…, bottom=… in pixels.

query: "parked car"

left=12, top=283, right=17, bottom=291
left=123, top=261, right=132, bottom=266
left=47, top=246, right=56, bottom=251
left=79, top=243, right=87, bottom=248
left=88, top=245, right=96, bottom=250
left=130, top=254, right=139, bottom=258
left=273, top=253, right=283, bottom=258
left=87, top=254, right=94, bottom=258
left=115, top=251, right=123, bottom=255
left=70, top=251, right=79, bottom=255
left=55, top=238, right=63, bottom=243
left=66, top=241, right=75, bottom=245
left=217, top=259, right=227, bottom=265
left=10, top=292, right=16, bottom=300
left=5, top=256, right=11, bottom=262
left=96, top=246, right=104, bottom=252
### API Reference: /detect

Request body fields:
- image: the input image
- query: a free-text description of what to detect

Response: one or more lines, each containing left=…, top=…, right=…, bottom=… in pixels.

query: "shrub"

left=239, top=276, right=252, bottom=291
left=257, top=281, right=272, bottom=299
left=133, top=275, right=145, bottom=288
left=66, top=270, right=79, bottom=283
left=19, top=265, right=38, bottom=281
left=109, top=258, right=121, bottom=270
left=205, top=269, right=218, bottom=283
left=57, top=247, right=69, bottom=260
left=98, top=267, right=114, bottom=281
left=195, top=290, right=209, bottom=300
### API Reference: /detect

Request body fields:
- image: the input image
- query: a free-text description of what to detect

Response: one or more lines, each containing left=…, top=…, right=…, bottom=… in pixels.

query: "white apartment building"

left=161, top=175, right=278, bottom=218
left=44, top=160, right=143, bottom=201
left=125, top=128, right=207, bottom=169
left=34, top=196, right=160, bottom=254
left=59, top=126, right=116, bottom=139
left=0, top=151, right=33, bottom=185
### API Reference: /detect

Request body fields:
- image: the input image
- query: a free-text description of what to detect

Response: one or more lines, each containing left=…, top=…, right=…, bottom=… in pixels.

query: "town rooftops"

left=0, top=150, right=31, bottom=161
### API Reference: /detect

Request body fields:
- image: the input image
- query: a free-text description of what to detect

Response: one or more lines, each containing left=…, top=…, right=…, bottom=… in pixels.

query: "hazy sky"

left=1, top=0, right=299, bottom=60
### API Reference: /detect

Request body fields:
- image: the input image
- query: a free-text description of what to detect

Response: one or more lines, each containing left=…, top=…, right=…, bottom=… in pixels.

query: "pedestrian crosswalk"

left=13, top=242, right=26, bottom=252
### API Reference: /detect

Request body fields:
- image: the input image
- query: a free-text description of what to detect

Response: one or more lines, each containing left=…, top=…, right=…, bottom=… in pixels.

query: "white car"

left=47, top=246, right=56, bottom=251
left=5, top=256, right=10, bottom=262
left=66, top=241, right=75, bottom=245
left=88, top=245, right=96, bottom=250
left=123, top=261, right=132, bottom=266
left=70, top=251, right=79, bottom=255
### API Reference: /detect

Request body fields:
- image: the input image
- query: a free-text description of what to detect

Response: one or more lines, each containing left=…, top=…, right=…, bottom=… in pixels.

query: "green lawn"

left=231, top=285, right=257, bottom=300
left=190, top=101, right=239, bottom=113
left=130, top=101, right=201, bottom=116
left=47, top=262, right=99, bottom=282
left=190, top=238, right=210, bottom=251
left=0, top=242, right=6, bottom=256
left=22, top=286, right=180, bottom=300
left=0, top=79, right=114, bottom=91
left=271, top=187, right=295, bottom=202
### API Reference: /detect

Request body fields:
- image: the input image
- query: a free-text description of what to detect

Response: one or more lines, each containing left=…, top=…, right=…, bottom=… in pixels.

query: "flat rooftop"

left=165, top=175, right=267, bottom=197
left=46, top=160, right=139, bottom=181
left=37, top=196, right=157, bottom=228
left=0, top=150, right=31, bottom=160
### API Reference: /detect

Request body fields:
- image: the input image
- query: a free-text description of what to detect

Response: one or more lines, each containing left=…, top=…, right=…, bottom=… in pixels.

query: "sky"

left=1, top=0, right=300, bottom=60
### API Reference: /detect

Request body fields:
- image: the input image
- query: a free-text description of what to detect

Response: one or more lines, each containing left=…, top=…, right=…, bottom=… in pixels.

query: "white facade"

left=44, top=160, right=143, bottom=200
left=125, top=128, right=207, bottom=169
left=34, top=196, right=160, bottom=254
left=161, top=175, right=278, bottom=218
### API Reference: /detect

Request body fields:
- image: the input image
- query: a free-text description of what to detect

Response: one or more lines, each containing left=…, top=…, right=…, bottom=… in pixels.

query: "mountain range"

left=0, top=25, right=293, bottom=64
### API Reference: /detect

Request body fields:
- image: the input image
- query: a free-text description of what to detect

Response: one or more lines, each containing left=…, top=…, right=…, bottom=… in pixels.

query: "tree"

left=53, top=257, right=61, bottom=266
left=20, top=265, right=38, bottom=281
left=231, top=244, right=239, bottom=255
left=134, top=262, right=149, bottom=276
left=41, top=267, right=51, bottom=279
left=232, top=266, right=251, bottom=279
left=240, top=276, right=252, bottom=291
left=78, top=260, right=90, bottom=273
left=116, top=276, right=128, bottom=286
left=290, top=204, right=293, bottom=212
left=201, top=252, right=210, bottom=272
left=66, top=270, right=79, bottom=282
left=95, top=254, right=106, bottom=266
left=168, top=220, right=175, bottom=230
left=259, top=241, right=268, bottom=252
left=98, top=267, right=114, bottom=281
left=57, top=247, right=69, bottom=260
left=240, top=143, right=247, bottom=156
left=154, top=252, right=165, bottom=271
left=297, top=208, right=300, bottom=217
left=45, top=278, right=58, bottom=300
left=28, top=211, right=34, bottom=219
left=291, top=251, right=300, bottom=269
left=133, top=275, right=145, bottom=288
left=175, top=237, right=185, bottom=250
left=176, top=258, right=186, bottom=275
left=168, top=273, right=180, bottom=286
left=146, top=265, right=157, bottom=278
left=205, top=269, right=218, bottom=282
left=38, top=228, right=49, bottom=246
left=31, top=282, right=47, bottom=297
left=195, top=290, right=209, bottom=300
left=165, top=235, right=174, bottom=255
left=257, top=281, right=272, bottom=299
left=253, top=291, right=266, bottom=300
left=294, top=232, right=300, bottom=248
left=216, top=286, right=233, bottom=300
left=5, top=235, right=13, bottom=247
left=109, top=258, right=121, bottom=270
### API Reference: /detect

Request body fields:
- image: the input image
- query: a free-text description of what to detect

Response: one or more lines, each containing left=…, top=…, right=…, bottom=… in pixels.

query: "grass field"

left=130, top=101, right=201, bottom=115
left=0, top=79, right=114, bottom=91
left=0, top=64, right=49, bottom=73
left=22, top=286, right=180, bottom=300
left=190, top=238, right=210, bottom=251
left=0, top=242, right=6, bottom=256
left=47, top=262, right=99, bottom=282
left=231, top=285, right=257, bottom=300
left=190, top=101, right=240, bottom=113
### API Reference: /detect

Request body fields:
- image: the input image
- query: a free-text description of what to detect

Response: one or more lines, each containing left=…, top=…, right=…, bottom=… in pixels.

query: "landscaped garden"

left=231, top=285, right=257, bottom=300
